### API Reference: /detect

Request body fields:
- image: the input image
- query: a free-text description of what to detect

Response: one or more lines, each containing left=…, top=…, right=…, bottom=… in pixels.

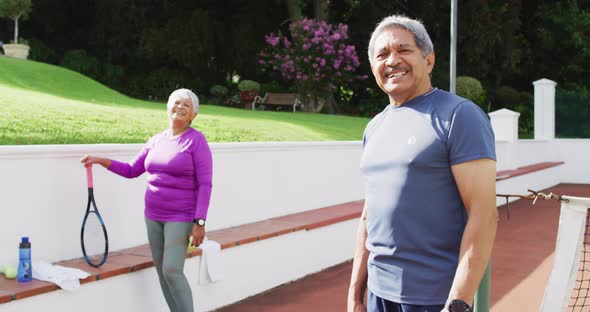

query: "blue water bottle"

left=17, top=237, right=32, bottom=282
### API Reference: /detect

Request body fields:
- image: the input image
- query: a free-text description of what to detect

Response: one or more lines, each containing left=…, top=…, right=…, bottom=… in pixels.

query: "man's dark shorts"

left=368, top=290, right=445, bottom=312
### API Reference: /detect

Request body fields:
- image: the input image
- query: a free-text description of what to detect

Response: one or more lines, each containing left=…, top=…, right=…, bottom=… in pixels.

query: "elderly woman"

left=81, top=88, right=213, bottom=312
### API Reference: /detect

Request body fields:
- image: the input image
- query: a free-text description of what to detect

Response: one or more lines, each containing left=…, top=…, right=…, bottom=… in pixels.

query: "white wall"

left=2, top=139, right=590, bottom=310
left=495, top=139, right=590, bottom=183
left=0, top=219, right=358, bottom=312
left=0, top=142, right=364, bottom=266
left=3, top=139, right=590, bottom=267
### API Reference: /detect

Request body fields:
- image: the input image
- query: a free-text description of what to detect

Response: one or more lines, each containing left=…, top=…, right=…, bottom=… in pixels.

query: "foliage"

left=458, top=2, right=527, bottom=88
left=494, top=86, right=521, bottom=109
left=237, top=80, right=261, bottom=92
left=260, top=80, right=290, bottom=95
left=534, top=2, right=590, bottom=91
left=60, top=49, right=99, bottom=77
left=259, top=18, right=366, bottom=112
left=358, top=98, right=386, bottom=117
left=209, top=85, right=229, bottom=97
left=456, top=76, right=485, bottom=108
left=2, top=0, right=590, bottom=120
left=556, top=88, right=590, bottom=138
left=0, top=0, right=32, bottom=20
left=493, top=85, right=534, bottom=138
left=513, top=91, right=534, bottom=138
left=27, top=38, right=56, bottom=63
left=0, top=0, right=32, bottom=44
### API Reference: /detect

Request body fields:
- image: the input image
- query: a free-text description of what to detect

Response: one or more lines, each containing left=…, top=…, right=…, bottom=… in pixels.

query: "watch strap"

left=193, top=218, right=206, bottom=226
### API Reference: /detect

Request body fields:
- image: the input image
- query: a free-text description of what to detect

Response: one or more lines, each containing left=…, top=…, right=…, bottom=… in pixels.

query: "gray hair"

left=368, top=15, right=434, bottom=64
left=167, top=88, right=200, bottom=113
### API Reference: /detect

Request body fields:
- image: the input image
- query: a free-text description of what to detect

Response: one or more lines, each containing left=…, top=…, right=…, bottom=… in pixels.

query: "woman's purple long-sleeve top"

left=108, top=128, right=213, bottom=222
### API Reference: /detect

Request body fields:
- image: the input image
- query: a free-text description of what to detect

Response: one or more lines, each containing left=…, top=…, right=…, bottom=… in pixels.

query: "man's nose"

left=386, top=52, right=400, bottom=66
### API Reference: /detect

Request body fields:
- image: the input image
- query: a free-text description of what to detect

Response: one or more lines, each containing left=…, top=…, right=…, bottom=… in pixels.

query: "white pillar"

left=533, top=78, right=557, bottom=140
left=489, top=108, right=520, bottom=142
left=489, top=109, right=520, bottom=171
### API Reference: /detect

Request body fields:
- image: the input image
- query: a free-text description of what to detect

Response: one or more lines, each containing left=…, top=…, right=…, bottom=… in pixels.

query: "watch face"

left=197, top=219, right=205, bottom=226
left=449, top=300, right=470, bottom=312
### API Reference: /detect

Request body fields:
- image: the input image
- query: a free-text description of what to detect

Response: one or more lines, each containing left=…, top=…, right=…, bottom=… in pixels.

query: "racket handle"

left=86, top=165, right=93, bottom=188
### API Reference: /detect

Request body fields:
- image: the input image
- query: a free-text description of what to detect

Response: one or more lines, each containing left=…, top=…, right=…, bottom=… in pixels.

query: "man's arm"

left=446, top=158, right=498, bottom=309
left=348, top=203, right=369, bottom=312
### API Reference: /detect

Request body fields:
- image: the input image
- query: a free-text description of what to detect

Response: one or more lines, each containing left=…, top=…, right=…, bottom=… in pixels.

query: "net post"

left=473, top=261, right=491, bottom=312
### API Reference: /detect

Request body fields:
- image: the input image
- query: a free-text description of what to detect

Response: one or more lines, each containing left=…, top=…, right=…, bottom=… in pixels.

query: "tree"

left=534, top=1, right=590, bottom=91
left=0, top=0, right=32, bottom=44
left=259, top=18, right=366, bottom=112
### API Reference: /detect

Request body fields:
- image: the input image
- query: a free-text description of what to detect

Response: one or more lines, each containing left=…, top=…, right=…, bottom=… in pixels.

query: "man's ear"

left=426, top=51, right=435, bottom=74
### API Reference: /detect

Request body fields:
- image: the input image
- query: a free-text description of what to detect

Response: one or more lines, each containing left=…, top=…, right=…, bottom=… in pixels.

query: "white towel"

left=197, top=239, right=223, bottom=285
left=32, top=261, right=90, bottom=291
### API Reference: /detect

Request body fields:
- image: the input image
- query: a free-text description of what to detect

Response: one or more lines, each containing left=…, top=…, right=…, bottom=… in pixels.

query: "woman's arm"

left=193, top=136, right=213, bottom=219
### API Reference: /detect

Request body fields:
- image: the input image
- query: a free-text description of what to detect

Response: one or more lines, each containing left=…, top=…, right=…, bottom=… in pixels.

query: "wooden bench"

left=252, top=93, right=302, bottom=112
left=0, top=200, right=363, bottom=305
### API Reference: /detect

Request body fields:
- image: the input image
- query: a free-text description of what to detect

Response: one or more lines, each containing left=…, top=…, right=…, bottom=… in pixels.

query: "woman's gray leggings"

left=145, top=218, right=194, bottom=312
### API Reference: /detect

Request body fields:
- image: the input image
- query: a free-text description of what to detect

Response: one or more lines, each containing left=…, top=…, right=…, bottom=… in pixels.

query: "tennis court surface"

left=218, top=183, right=590, bottom=312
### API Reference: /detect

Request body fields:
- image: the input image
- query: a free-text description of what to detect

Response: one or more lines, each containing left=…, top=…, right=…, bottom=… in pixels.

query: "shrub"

left=237, top=80, right=260, bottom=92
left=260, top=81, right=290, bottom=94
left=494, top=85, right=521, bottom=108
left=456, top=76, right=485, bottom=107
left=359, top=97, right=388, bottom=117
left=210, top=85, right=229, bottom=97
left=556, top=88, right=590, bottom=138
left=27, top=38, right=57, bottom=63
left=259, top=18, right=366, bottom=112
left=99, top=63, right=125, bottom=87
left=60, top=49, right=99, bottom=77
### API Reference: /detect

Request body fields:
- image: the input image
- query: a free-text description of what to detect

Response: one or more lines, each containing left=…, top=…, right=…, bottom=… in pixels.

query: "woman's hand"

left=80, top=155, right=111, bottom=168
left=190, top=225, right=205, bottom=247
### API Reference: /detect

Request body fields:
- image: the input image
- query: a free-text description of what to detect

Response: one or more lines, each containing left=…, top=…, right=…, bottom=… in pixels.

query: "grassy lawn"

left=0, top=57, right=372, bottom=145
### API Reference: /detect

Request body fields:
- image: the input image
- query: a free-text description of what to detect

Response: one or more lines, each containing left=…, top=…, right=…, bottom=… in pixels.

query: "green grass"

left=0, top=57, right=371, bottom=145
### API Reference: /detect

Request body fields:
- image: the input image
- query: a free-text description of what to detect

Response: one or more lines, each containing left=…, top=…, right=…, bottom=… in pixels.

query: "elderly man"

left=348, top=15, right=497, bottom=312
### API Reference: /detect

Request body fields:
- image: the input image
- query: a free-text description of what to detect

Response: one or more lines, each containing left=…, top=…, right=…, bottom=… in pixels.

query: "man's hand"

left=347, top=300, right=367, bottom=312
left=190, top=224, right=205, bottom=247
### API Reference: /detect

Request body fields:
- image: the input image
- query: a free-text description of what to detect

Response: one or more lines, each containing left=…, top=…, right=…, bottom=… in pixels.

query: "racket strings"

left=82, top=210, right=108, bottom=266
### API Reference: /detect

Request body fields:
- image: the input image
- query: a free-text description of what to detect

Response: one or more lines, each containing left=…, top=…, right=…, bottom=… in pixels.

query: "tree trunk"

left=14, top=17, right=19, bottom=44
left=322, top=93, right=338, bottom=114
left=313, top=0, right=329, bottom=21
left=302, top=94, right=338, bottom=113
left=286, top=0, right=302, bottom=21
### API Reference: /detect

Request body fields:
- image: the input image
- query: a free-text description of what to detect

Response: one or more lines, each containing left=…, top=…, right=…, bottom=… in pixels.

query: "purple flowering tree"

left=259, top=18, right=366, bottom=113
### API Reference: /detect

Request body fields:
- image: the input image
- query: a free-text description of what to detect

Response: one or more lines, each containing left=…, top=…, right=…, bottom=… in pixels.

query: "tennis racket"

left=81, top=165, right=109, bottom=268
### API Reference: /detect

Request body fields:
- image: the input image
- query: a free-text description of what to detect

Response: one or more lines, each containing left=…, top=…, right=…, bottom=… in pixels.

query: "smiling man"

left=347, top=15, right=498, bottom=312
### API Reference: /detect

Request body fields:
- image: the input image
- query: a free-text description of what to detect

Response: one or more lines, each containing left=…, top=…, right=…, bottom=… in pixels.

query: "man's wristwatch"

left=448, top=299, right=471, bottom=312
left=193, top=218, right=206, bottom=226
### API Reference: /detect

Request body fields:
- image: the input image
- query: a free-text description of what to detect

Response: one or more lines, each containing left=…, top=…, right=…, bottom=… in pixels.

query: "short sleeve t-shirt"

left=360, top=88, right=496, bottom=304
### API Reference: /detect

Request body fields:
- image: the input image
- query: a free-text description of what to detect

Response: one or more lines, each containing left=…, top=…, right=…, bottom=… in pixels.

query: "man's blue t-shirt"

left=360, top=88, right=496, bottom=305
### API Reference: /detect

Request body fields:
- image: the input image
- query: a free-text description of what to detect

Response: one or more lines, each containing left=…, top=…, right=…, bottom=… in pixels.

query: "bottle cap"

left=19, top=237, right=31, bottom=248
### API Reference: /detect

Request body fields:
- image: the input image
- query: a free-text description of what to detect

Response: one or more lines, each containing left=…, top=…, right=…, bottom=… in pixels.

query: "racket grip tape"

left=86, top=165, right=93, bottom=188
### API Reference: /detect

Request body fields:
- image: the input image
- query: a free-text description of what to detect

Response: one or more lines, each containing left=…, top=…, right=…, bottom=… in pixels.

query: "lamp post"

left=450, top=0, right=457, bottom=94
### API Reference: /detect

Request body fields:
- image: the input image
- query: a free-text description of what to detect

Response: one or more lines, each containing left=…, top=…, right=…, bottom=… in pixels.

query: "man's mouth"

left=387, top=71, right=408, bottom=79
